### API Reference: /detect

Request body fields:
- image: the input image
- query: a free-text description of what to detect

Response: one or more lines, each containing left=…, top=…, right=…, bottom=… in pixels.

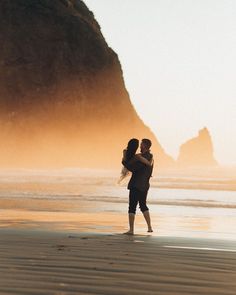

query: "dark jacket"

left=122, top=151, right=153, bottom=192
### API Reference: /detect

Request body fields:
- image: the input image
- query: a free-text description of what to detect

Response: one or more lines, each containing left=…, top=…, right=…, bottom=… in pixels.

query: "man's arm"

left=122, top=158, right=145, bottom=172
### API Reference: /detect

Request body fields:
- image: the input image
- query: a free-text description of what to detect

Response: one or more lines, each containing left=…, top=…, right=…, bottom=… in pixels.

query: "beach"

left=0, top=168, right=236, bottom=294
left=0, top=229, right=236, bottom=295
left=1, top=0, right=236, bottom=293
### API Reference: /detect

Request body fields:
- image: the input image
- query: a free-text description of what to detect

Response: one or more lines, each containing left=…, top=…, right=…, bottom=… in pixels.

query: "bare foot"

left=147, top=228, right=153, bottom=233
left=123, top=230, right=134, bottom=235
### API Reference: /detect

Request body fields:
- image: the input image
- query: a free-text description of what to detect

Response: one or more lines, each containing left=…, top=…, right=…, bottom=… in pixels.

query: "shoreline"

left=1, top=205, right=236, bottom=241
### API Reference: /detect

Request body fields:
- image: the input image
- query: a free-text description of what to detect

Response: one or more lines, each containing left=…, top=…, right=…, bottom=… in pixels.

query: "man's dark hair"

left=142, top=138, right=152, bottom=150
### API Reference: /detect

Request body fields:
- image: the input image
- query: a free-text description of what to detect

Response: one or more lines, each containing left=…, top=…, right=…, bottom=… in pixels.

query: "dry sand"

left=0, top=229, right=236, bottom=295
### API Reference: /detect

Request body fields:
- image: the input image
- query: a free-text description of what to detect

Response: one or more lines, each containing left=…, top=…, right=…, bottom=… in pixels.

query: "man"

left=122, top=138, right=153, bottom=235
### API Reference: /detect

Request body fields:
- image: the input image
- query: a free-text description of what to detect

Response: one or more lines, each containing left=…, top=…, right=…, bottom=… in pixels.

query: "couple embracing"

left=121, top=138, right=154, bottom=235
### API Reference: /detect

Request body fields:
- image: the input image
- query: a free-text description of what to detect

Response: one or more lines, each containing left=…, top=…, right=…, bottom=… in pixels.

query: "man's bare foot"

left=147, top=228, right=153, bottom=233
left=123, top=230, right=134, bottom=235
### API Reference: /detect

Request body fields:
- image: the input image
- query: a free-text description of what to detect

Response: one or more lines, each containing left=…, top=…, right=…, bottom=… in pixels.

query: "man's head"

left=140, top=138, right=152, bottom=153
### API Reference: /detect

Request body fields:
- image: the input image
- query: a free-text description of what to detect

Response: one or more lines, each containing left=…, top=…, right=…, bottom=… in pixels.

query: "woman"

left=118, top=138, right=152, bottom=184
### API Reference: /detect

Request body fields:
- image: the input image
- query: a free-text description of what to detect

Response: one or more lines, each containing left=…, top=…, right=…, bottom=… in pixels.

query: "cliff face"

left=177, top=128, right=218, bottom=167
left=0, top=0, right=173, bottom=167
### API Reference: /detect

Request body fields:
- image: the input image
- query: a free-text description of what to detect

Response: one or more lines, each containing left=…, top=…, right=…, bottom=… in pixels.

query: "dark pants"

left=128, top=188, right=149, bottom=214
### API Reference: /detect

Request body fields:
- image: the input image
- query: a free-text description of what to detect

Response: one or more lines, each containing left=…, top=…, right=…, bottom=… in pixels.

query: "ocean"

left=0, top=168, right=235, bottom=240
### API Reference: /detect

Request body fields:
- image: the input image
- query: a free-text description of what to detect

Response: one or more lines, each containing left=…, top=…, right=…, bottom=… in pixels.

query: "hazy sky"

left=84, top=0, right=236, bottom=165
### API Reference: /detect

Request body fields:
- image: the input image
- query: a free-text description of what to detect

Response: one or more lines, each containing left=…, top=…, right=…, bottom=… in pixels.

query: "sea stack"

left=0, top=0, right=173, bottom=168
left=177, top=127, right=218, bottom=167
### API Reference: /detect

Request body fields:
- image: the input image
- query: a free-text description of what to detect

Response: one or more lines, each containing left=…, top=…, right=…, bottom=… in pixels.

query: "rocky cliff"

left=0, top=0, right=173, bottom=167
left=177, top=128, right=218, bottom=167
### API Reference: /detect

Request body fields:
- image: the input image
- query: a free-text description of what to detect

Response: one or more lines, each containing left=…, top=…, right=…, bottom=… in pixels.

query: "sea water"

left=0, top=168, right=235, bottom=239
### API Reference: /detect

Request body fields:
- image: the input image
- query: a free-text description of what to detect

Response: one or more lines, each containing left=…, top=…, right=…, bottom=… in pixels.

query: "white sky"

left=84, top=0, right=236, bottom=165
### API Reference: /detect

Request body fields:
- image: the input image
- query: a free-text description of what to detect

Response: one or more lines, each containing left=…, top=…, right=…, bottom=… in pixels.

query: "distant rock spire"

left=177, top=127, right=218, bottom=167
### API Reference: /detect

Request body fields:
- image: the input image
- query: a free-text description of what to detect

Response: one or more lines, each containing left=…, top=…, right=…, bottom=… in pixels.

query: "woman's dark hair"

left=126, top=138, right=139, bottom=161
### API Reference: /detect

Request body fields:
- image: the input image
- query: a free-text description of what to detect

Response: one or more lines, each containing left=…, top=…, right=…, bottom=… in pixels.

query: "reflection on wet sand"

left=0, top=198, right=236, bottom=240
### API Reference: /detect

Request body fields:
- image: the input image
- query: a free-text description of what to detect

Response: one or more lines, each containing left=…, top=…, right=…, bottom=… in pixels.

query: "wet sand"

left=0, top=228, right=236, bottom=295
left=0, top=169, right=235, bottom=294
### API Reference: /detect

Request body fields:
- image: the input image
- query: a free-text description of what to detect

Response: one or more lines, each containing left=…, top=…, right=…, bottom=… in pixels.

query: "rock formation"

left=177, top=127, right=218, bottom=167
left=0, top=0, right=173, bottom=168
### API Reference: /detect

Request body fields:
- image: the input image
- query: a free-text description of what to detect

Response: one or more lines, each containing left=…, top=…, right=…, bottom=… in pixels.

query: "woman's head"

left=126, top=138, right=139, bottom=160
